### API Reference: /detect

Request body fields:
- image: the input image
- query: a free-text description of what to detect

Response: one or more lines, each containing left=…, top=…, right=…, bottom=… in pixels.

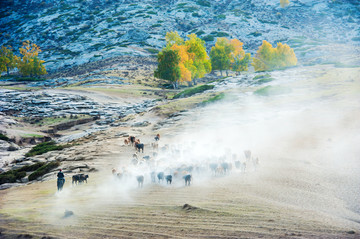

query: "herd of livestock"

left=110, top=134, right=259, bottom=188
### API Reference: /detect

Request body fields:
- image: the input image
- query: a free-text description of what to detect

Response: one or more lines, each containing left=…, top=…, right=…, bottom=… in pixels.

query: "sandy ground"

left=0, top=65, right=360, bottom=238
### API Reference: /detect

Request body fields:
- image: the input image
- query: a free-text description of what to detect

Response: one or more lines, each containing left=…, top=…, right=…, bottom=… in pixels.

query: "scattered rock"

left=182, top=204, right=198, bottom=211
left=63, top=210, right=74, bottom=218
left=115, top=132, right=129, bottom=137
left=132, top=121, right=150, bottom=127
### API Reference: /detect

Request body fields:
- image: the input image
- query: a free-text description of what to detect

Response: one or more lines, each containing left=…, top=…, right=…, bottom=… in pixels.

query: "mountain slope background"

left=1, top=0, right=359, bottom=72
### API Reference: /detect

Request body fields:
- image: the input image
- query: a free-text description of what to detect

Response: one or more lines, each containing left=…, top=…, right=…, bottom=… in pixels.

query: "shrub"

left=0, top=171, right=26, bottom=185
left=17, top=162, right=46, bottom=172
left=200, top=93, right=225, bottom=105
left=145, top=48, right=159, bottom=54
left=28, top=161, right=60, bottom=181
left=0, top=162, right=46, bottom=184
left=197, top=0, right=211, bottom=7
left=25, top=141, right=64, bottom=157
left=254, top=85, right=291, bottom=96
left=0, top=133, right=9, bottom=141
left=173, top=84, right=215, bottom=99
left=202, top=35, right=214, bottom=42
left=253, top=74, right=274, bottom=84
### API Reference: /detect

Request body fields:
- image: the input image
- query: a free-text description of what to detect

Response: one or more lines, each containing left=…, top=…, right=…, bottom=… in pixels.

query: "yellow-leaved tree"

left=280, top=0, right=290, bottom=8
left=0, top=45, right=16, bottom=77
left=16, top=41, right=47, bottom=77
left=171, top=44, right=194, bottom=84
left=185, top=33, right=211, bottom=85
left=210, top=37, right=251, bottom=76
left=155, top=31, right=211, bottom=87
left=252, top=40, right=297, bottom=72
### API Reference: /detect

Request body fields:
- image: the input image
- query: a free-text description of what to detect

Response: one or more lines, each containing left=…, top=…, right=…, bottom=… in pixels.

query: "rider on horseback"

left=57, top=169, right=65, bottom=191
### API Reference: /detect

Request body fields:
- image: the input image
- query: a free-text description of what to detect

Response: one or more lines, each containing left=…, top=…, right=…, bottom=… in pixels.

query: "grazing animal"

left=129, top=136, right=136, bottom=146
left=136, top=175, right=144, bottom=188
left=72, top=174, right=89, bottom=185
left=157, top=172, right=164, bottom=183
left=135, top=142, right=144, bottom=153
left=221, top=162, right=232, bottom=174
left=165, top=175, right=172, bottom=184
left=183, top=174, right=192, bottom=186
left=209, top=163, right=218, bottom=174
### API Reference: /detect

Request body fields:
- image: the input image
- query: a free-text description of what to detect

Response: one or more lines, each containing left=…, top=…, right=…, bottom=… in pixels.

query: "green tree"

left=16, top=41, right=47, bottom=77
left=165, top=31, right=185, bottom=48
left=0, top=45, right=16, bottom=76
left=232, top=53, right=251, bottom=73
left=185, top=33, right=212, bottom=85
left=154, top=49, right=181, bottom=89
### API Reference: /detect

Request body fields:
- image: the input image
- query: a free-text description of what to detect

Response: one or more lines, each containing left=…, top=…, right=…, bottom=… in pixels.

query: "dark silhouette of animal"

left=221, top=162, right=232, bottom=174
left=209, top=163, right=218, bottom=173
left=72, top=174, right=89, bottom=185
left=183, top=174, right=191, bottom=186
left=157, top=172, right=164, bottom=183
left=165, top=175, right=172, bottom=184
left=136, top=175, right=144, bottom=188
left=129, top=136, right=136, bottom=146
left=135, top=141, right=144, bottom=153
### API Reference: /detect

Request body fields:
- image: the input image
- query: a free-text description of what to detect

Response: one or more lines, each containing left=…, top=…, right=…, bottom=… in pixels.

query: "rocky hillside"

left=0, top=0, right=359, bottom=71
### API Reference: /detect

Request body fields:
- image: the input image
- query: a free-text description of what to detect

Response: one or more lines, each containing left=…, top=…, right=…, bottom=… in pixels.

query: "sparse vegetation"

left=28, top=161, right=60, bottom=181
left=200, top=92, right=225, bottom=105
left=0, top=162, right=46, bottom=185
left=196, top=0, right=211, bottom=7
left=25, top=141, right=65, bottom=157
left=0, top=170, right=26, bottom=185
left=254, top=85, right=292, bottom=96
left=145, top=48, right=159, bottom=54
left=173, top=84, right=215, bottom=99
left=0, top=133, right=10, bottom=142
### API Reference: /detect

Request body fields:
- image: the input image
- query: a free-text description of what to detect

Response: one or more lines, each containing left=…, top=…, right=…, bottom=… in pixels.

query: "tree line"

left=0, top=41, right=47, bottom=78
left=154, top=32, right=297, bottom=88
